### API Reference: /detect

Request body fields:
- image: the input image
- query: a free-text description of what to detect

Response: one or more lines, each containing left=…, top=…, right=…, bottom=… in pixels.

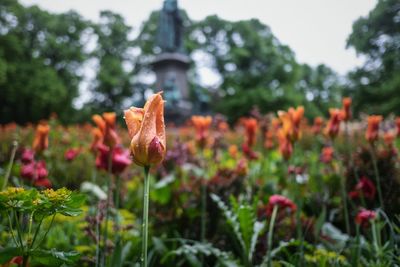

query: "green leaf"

left=30, top=249, right=80, bottom=266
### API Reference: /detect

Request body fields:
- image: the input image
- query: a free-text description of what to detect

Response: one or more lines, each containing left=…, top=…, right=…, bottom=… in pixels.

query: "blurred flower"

left=64, top=148, right=80, bottom=161
left=312, top=117, right=324, bottom=135
left=242, top=118, right=258, bottom=147
left=90, top=128, right=103, bottom=152
left=277, top=128, right=293, bottom=160
left=341, top=97, right=352, bottom=121
left=383, top=132, right=395, bottom=147
left=124, top=92, right=166, bottom=167
left=263, top=130, right=274, bottom=150
left=278, top=106, right=304, bottom=142
left=324, top=109, right=342, bottom=139
left=191, top=115, right=212, bottom=148
left=228, top=145, right=238, bottom=158
left=92, top=112, right=120, bottom=148
left=20, top=160, right=51, bottom=188
left=365, top=115, right=382, bottom=143
left=242, top=143, right=259, bottom=160
left=320, top=146, right=334, bottom=164
left=32, top=121, right=50, bottom=153
left=355, top=209, right=376, bottom=228
left=266, top=194, right=297, bottom=216
left=21, top=148, right=35, bottom=164
left=95, top=144, right=132, bottom=174
left=235, top=158, right=248, bottom=176
left=348, top=176, right=376, bottom=200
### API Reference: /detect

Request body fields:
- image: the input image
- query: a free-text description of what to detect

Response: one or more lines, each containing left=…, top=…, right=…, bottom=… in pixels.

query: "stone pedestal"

left=152, top=52, right=192, bottom=124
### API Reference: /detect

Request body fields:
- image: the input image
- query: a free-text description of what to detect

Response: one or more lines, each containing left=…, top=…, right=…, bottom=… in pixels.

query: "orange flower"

left=264, top=130, right=275, bottom=150
left=365, top=115, right=382, bottom=143
left=90, top=128, right=103, bottom=152
left=124, top=93, right=166, bottom=167
left=312, top=117, right=324, bottom=135
left=228, top=144, right=238, bottom=158
left=341, top=97, right=352, bottom=121
left=320, top=146, right=334, bottom=164
left=32, top=121, right=50, bottom=153
left=242, top=118, right=258, bottom=147
left=278, top=106, right=304, bottom=142
left=191, top=115, right=212, bottom=148
left=383, top=132, right=395, bottom=147
left=92, top=112, right=120, bottom=148
left=324, top=109, right=342, bottom=139
left=277, top=127, right=293, bottom=160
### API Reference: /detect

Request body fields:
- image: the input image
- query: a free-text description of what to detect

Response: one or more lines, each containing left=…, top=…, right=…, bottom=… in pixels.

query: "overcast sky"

left=20, top=0, right=377, bottom=76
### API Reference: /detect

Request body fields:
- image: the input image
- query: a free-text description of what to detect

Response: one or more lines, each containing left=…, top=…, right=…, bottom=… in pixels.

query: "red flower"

left=242, top=118, right=258, bottom=147
left=348, top=176, right=376, bottom=200
left=20, top=160, right=51, bottom=188
left=64, top=148, right=80, bottom=161
left=266, top=194, right=297, bottom=216
left=21, top=149, right=35, bottom=164
left=242, top=143, right=259, bottom=160
left=341, top=97, right=352, bottom=121
left=365, top=115, right=382, bottom=143
left=324, top=109, right=342, bottom=139
left=312, top=117, right=324, bottom=135
left=320, top=146, right=334, bottom=164
left=355, top=209, right=377, bottom=228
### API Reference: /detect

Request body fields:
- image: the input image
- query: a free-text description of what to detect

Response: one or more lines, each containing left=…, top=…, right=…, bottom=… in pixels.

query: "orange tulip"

left=228, top=144, right=238, bottom=158
left=264, top=130, right=274, bottom=150
left=320, top=146, right=334, bottom=164
left=92, top=112, right=120, bottom=148
left=242, top=118, right=258, bottom=147
left=191, top=115, right=212, bottom=148
left=312, top=117, right=324, bottom=135
left=124, top=93, right=166, bottom=167
left=341, top=97, right=352, bottom=121
left=278, top=106, right=304, bottom=142
left=324, top=109, right=342, bottom=139
left=277, top=127, right=293, bottom=160
left=383, top=132, right=395, bottom=147
left=32, top=121, right=50, bottom=153
left=365, top=115, right=382, bottom=143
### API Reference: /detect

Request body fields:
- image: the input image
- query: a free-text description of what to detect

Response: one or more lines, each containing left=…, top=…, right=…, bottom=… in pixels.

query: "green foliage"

left=347, top=0, right=400, bottom=115
left=89, top=11, right=135, bottom=113
left=0, top=0, right=90, bottom=124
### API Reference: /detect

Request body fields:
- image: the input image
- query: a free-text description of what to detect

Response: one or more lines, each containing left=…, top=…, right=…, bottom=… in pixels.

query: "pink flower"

left=21, top=162, right=36, bottom=180
left=356, top=209, right=377, bottom=228
left=266, top=194, right=297, bottom=216
left=348, top=177, right=376, bottom=200
left=64, top=148, right=80, bottom=161
left=21, top=149, right=35, bottom=164
left=95, top=144, right=131, bottom=174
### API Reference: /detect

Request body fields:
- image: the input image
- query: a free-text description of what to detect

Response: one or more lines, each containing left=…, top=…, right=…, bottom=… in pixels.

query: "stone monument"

left=152, top=0, right=192, bottom=123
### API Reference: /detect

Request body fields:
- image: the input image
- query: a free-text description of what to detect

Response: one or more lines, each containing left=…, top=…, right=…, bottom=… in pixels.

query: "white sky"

left=20, top=0, right=377, bottom=76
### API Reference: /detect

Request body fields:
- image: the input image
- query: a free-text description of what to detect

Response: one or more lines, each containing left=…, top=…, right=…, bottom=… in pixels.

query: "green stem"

left=101, top=152, right=113, bottom=267
left=14, top=211, right=25, bottom=251
left=34, top=213, right=55, bottom=249
left=7, top=212, right=18, bottom=247
left=141, top=166, right=150, bottom=267
left=369, top=145, right=384, bottom=210
left=30, top=216, right=44, bottom=250
left=201, top=183, right=207, bottom=243
left=340, top=173, right=351, bottom=235
left=267, top=205, right=278, bottom=267
left=2, top=141, right=18, bottom=190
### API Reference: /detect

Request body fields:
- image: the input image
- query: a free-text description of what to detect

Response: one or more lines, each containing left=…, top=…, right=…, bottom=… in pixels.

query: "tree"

left=347, top=0, right=400, bottom=115
left=89, top=11, right=134, bottom=112
left=0, top=0, right=90, bottom=124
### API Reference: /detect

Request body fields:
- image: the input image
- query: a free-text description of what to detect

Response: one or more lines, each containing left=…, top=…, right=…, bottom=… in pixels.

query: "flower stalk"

left=141, top=166, right=150, bottom=267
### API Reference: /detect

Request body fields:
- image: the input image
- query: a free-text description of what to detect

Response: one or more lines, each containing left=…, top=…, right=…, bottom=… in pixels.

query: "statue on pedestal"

left=157, top=0, right=183, bottom=53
